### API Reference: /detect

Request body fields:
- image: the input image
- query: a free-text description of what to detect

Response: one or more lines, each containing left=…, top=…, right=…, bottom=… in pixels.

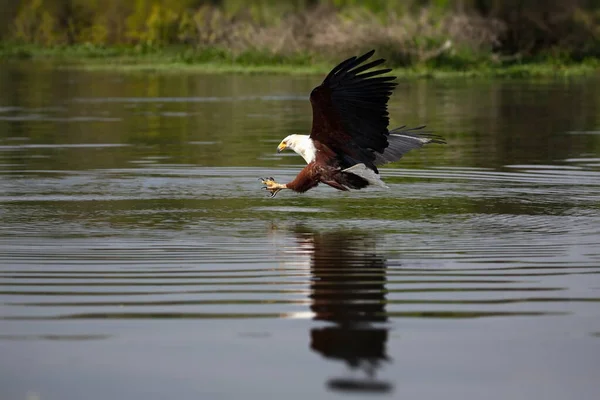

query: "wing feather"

left=322, top=50, right=376, bottom=83
left=309, top=50, right=397, bottom=170
left=373, top=126, right=446, bottom=166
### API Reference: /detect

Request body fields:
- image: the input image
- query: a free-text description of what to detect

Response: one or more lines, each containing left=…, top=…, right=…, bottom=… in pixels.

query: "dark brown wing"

left=309, top=50, right=397, bottom=171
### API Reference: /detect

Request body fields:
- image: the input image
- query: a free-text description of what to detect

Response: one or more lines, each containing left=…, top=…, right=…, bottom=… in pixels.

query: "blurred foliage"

left=1, top=0, right=600, bottom=66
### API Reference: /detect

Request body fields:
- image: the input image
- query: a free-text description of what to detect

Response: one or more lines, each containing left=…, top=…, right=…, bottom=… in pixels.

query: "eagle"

left=261, top=50, right=445, bottom=198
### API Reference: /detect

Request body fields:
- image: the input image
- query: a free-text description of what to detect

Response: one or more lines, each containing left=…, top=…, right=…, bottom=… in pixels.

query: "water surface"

left=1, top=64, right=600, bottom=400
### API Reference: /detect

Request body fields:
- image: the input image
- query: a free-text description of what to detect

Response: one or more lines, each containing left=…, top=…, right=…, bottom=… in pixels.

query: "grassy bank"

left=2, top=1, right=600, bottom=78
left=1, top=43, right=599, bottom=78
left=0, top=44, right=330, bottom=74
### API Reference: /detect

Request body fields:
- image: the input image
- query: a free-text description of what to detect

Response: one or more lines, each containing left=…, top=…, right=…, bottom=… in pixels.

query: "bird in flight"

left=261, top=50, right=444, bottom=198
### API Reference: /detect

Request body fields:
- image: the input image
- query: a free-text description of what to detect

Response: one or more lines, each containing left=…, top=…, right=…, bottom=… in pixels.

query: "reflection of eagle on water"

left=261, top=50, right=444, bottom=197
left=292, top=227, right=393, bottom=392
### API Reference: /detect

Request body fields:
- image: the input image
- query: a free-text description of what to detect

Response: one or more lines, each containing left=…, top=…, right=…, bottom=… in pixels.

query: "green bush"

left=2, top=0, right=600, bottom=66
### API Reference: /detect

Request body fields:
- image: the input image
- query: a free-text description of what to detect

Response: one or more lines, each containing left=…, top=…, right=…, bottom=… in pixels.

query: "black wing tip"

left=325, top=49, right=392, bottom=84
left=351, top=50, right=387, bottom=73
left=358, top=49, right=386, bottom=69
left=362, top=49, right=376, bottom=59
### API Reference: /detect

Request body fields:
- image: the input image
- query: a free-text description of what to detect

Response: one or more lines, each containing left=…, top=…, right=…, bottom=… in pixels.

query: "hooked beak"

left=277, top=143, right=287, bottom=153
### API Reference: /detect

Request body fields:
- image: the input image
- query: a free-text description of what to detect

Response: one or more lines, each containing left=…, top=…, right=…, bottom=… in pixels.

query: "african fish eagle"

left=261, top=50, right=445, bottom=197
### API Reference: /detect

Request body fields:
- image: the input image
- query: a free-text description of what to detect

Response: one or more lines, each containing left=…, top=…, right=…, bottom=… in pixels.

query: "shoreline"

left=2, top=45, right=599, bottom=78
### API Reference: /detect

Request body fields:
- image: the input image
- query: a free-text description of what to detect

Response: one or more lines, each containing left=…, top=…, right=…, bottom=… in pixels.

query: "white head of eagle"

left=277, top=134, right=317, bottom=164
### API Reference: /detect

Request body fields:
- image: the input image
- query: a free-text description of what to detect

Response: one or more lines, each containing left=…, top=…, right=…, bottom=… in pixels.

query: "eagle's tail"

left=342, top=164, right=389, bottom=189
left=374, top=125, right=445, bottom=166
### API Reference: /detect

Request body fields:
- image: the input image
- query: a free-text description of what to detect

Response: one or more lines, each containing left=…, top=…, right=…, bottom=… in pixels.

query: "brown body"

left=286, top=146, right=370, bottom=193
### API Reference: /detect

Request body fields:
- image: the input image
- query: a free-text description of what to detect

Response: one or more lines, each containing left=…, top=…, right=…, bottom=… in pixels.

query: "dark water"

left=1, top=63, right=600, bottom=400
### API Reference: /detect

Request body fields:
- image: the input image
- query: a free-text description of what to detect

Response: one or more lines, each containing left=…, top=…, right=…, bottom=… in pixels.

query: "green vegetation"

left=1, top=0, right=600, bottom=77
left=2, top=44, right=599, bottom=77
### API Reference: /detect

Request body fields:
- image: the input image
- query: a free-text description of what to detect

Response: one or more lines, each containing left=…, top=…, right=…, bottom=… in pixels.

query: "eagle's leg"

left=260, top=177, right=287, bottom=198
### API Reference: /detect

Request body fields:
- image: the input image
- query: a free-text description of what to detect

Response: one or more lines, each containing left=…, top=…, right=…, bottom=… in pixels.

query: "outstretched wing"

left=309, top=50, right=397, bottom=171
left=374, top=125, right=446, bottom=166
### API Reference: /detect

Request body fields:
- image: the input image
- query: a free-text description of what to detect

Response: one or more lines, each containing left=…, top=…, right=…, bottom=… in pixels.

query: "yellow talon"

left=260, top=177, right=285, bottom=198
